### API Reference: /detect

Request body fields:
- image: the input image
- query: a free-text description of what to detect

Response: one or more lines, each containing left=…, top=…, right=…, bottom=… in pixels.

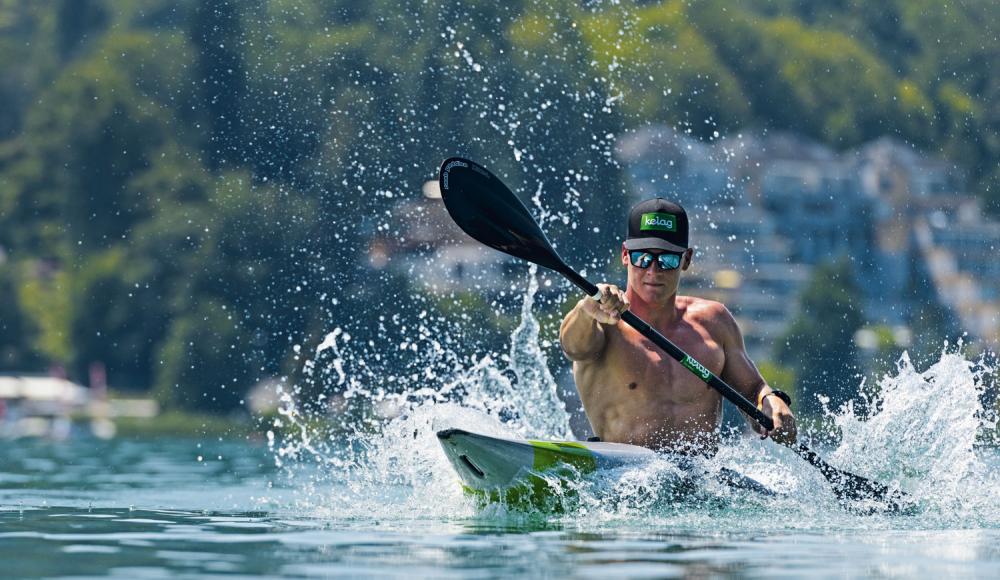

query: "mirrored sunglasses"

left=628, top=250, right=682, bottom=270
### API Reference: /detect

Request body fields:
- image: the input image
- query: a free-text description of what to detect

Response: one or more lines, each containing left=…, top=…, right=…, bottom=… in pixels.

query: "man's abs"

left=573, top=324, right=724, bottom=453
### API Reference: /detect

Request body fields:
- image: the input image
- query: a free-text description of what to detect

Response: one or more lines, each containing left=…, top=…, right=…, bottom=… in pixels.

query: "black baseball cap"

left=623, top=198, right=689, bottom=252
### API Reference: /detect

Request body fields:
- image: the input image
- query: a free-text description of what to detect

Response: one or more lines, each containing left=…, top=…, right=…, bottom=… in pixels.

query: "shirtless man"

left=559, top=199, right=796, bottom=455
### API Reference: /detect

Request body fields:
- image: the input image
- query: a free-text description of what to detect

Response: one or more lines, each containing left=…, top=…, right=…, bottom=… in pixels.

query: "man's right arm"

left=559, top=284, right=628, bottom=361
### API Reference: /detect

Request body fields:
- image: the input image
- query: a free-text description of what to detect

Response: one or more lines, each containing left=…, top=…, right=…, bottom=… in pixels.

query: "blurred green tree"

left=0, top=35, right=183, bottom=254
left=149, top=172, right=320, bottom=412
left=189, top=0, right=248, bottom=169
left=775, top=259, right=866, bottom=415
left=0, top=262, right=45, bottom=371
left=56, top=0, right=108, bottom=60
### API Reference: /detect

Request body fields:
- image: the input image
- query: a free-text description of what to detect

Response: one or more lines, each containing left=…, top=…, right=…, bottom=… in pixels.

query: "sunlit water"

left=2, top=433, right=1000, bottom=578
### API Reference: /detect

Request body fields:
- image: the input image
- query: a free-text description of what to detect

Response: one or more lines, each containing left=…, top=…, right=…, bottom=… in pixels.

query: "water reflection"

left=3, top=504, right=1000, bottom=578
left=2, top=438, right=999, bottom=578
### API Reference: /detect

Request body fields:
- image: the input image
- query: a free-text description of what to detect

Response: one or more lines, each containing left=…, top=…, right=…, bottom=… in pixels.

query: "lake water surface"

left=2, top=434, right=999, bottom=579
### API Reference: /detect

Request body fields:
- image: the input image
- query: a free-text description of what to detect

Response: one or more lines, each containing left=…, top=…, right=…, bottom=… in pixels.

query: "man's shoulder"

left=678, top=295, right=731, bottom=320
left=678, top=296, right=739, bottom=334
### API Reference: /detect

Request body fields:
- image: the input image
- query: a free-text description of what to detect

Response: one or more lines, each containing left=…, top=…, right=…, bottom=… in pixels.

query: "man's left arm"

left=713, top=304, right=797, bottom=445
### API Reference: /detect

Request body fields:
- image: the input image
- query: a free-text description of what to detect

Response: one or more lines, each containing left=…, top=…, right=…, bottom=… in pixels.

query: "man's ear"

left=681, top=248, right=693, bottom=271
left=621, top=244, right=629, bottom=267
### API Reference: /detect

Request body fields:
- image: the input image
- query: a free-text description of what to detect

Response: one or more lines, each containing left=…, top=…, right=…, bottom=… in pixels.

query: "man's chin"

left=638, top=283, right=672, bottom=300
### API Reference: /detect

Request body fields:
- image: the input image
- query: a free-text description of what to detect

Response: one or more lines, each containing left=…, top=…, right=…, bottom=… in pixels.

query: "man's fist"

left=581, top=284, right=630, bottom=325
left=759, top=394, right=797, bottom=445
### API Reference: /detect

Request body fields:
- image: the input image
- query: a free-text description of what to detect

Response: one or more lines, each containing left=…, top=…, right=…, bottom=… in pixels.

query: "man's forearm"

left=731, top=382, right=770, bottom=421
left=753, top=384, right=773, bottom=408
left=559, top=300, right=606, bottom=360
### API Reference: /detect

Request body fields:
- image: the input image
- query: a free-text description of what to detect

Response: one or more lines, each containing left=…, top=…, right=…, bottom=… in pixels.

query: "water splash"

left=827, top=349, right=999, bottom=517
left=499, top=266, right=572, bottom=440
left=267, top=269, right=571, bottom=517
left=270, top=319, right=999, bottom=530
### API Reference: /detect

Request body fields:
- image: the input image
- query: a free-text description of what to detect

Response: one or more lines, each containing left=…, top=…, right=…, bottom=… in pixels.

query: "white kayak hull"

left=436, top=428, right=656, bottom=506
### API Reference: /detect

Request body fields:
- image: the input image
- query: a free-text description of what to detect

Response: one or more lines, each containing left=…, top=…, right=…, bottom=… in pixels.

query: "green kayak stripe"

left=459, top=442, right=597, bottom=512
left=527, top=440, right=597, bottom=473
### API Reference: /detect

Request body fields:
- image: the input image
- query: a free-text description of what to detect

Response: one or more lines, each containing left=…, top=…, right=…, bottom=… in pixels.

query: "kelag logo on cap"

left=640, top=212, right=677, bottom=232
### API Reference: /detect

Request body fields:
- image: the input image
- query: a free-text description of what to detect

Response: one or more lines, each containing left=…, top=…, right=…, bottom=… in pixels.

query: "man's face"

left=620, top=245, right=692, bottom=304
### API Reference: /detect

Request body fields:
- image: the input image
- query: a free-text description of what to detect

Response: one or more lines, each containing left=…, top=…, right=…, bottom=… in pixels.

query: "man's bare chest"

left=601, top=322, right=724, bottom=396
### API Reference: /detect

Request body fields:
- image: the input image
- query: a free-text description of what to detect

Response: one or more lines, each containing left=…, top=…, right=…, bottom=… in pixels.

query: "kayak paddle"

left=437, top=156, right=911, bottom=513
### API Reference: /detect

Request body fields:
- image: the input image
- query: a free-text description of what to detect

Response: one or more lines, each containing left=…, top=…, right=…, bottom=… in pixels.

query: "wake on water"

left=265, top=271, right=1000, bottom=530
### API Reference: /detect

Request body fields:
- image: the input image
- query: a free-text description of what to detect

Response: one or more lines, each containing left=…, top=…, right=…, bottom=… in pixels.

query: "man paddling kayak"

left=440, top=158, right=907, bottom=510
left=560, top=199, right=796, bottom=455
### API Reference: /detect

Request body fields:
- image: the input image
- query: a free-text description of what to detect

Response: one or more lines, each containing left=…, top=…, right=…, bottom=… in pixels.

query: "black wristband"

left=763, top=389, right=792, bottom=406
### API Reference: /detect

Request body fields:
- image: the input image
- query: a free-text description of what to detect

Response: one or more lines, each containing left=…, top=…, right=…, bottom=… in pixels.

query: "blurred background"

left=0, top=0, right=996, bottom=439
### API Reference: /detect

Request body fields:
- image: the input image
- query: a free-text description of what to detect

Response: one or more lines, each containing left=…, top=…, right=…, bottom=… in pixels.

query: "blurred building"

left=0, top=374, right=158, bottom=439
left=616, top=125, right=732, bottom=208
left=846, top=137, right=1000, bottom=350
left=758, top=158, right=873, bottom=265
left=369, top=183, right=511, bottom=292
left=0, top=375, right=88, bottom=438
left=847, top=137, right=968, bottom=327
left=683, top=207, right=812, bottom=360
left=916, top=211, right=1000, bottom=347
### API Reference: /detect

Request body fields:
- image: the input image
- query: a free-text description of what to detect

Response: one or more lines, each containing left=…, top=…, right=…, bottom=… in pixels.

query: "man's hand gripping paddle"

left=438, top=157, right=912, bottom=514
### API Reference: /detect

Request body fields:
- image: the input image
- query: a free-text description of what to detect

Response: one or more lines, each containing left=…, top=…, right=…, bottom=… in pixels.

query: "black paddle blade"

left=438, top=157, right=568, bottom=274
left=798, top=445, right=914, bottom=514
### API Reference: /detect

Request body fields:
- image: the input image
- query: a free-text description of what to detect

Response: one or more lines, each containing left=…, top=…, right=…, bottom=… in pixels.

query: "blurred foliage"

left=0, top=261, right=45, bottom=371
left=0, top=0, right=996, bottom=414
left=775, top=259, right=866, bottom=415
left=755, top=360, right=797, bottom=408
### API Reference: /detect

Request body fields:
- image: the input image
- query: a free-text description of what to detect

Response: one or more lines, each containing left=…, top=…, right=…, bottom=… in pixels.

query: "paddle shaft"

left=562, top=268, right=774, bottom=430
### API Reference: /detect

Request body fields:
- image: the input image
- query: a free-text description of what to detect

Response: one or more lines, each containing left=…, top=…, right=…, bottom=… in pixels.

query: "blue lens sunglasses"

left=628, top=250, right=683, bottom=270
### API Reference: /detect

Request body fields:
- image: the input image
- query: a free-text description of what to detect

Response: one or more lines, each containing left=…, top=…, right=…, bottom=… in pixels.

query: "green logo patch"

left=681, top=355, right=712, bottom=381
left=640, top=212, right=677, bottom=232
